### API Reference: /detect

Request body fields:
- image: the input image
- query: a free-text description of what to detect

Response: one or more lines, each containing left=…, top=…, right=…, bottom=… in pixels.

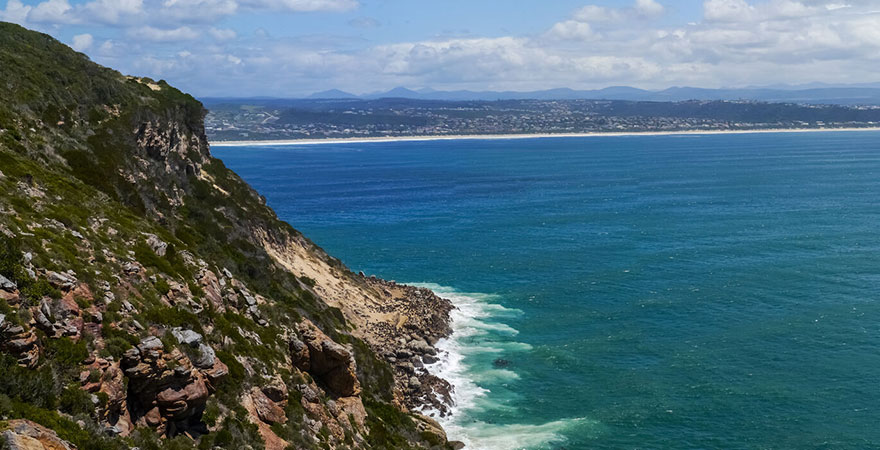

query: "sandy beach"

left=209, top=127, right=880, bottom=147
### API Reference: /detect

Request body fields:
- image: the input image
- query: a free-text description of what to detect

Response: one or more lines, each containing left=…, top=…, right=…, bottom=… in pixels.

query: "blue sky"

left=2, top=0, right=879, bottom=97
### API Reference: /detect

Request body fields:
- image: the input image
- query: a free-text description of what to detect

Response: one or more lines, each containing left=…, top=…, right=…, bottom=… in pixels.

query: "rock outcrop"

left=0, top=322, right=40, bottom=368
left=293, top=320, right=361, bottom=397
left=120, top=335, right=228, bottom=437
left=1, top=420, right=76, bottom=450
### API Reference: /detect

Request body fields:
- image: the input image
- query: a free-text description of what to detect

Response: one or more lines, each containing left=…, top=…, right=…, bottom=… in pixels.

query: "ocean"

left=213, top=131, right=880, bottom=449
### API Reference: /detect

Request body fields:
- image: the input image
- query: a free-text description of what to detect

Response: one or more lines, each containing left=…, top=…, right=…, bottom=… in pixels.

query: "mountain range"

left=299, top=84, right=880, bottom=105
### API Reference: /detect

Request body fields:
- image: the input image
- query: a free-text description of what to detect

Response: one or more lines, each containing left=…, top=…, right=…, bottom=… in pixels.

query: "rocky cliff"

left=0, top=22, right=457, bottom=450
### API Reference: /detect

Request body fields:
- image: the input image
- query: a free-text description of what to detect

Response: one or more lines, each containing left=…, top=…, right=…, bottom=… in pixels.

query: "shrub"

left=21, top=278, right=62, bottom=304
left=59, top=384, right=93, bottom=416
left=46, top=336, right=89, bottom=367
left=0, top=355, right=59, bottom=409
left=100, top=338, right=131, bottom=359
left=154, top=277, right=170, bottom=296
left=0, top=235, right=24, bottom=281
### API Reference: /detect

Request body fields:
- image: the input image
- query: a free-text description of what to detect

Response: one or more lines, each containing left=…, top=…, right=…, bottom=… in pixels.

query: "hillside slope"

left=0, top=22, right=456, bottom=450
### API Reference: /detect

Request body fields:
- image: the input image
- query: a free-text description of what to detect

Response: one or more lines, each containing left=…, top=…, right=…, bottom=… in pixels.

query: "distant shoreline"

left=209, top=127, right=880, bottom=147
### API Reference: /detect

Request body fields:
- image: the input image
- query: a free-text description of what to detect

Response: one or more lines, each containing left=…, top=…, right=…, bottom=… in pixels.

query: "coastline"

left=209, top=127, right=880, bottom=147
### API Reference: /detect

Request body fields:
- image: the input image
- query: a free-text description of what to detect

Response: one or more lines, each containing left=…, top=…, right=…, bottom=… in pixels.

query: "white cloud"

left=128, top=25, right=200, bottom=41
left=209, top=27, right=237, bottom=40
left=97, top=39, right=118, bottom=55
left=82, top=0, right=143, bottom=24
left=703, top=0, right=756, bottom=21
left=11, top=0, right=880, bottom=96
left=0, top=0, right=32, bottom=24
left=3, top=0, right=353, bottom=29
left=573, top=5, right=624, bottom=23
left=159, top=0, right=238, bottom=22
left=546, top=20, right=598, bottom=41
left=635, top=0, right=665, bottom=16
left=71, top=33, right=94, bottom=51
left=29, top=0, right=76, bottom=24
left=348, top=16, right=380, bottom=28
left=240, top=0, right=358, bottom=12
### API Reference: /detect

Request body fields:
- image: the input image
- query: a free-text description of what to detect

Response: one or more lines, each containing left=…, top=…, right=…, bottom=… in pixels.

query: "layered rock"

left=79, top=356, right=133, bottom=436
left=121, top=335, right=228, bottom=437
left=293, top=320, right=361, bottom=397
left=0, top=321, right=39, bottom=368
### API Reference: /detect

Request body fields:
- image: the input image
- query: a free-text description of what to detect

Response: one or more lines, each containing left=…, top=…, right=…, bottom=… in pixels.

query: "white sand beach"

left=209, top=127, right=880, bottom=147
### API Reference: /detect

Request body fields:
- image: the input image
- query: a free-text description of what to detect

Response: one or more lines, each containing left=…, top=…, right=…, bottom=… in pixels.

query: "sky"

left=2, top=0, right=880, bottom=97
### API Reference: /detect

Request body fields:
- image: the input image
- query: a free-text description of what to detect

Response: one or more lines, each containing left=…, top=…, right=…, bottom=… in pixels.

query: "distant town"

left=203, top=98, right=880, bottom=141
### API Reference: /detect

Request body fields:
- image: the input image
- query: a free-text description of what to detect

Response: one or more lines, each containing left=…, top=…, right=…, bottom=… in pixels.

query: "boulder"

left=122, top=262, right=141, bottom=275
left=407, top=338, right=434, bottom=355
left=138, top=336, right=163, bottom=353
left=251, top=387, right=287, bottom=425
left=294, top=321, right=361, bottom=397
left=202, top=357, right=229, bottom=390
left=170, top=328, right=202, bottom=347
left=46, top=271, right=77, bottom=291
left=261, top=376, right=289, bottom=403
left=190, top=343, right=216, bottom=369
left=0, top=274, right=16, bottom=291
left=1, top=419, right=75, bottom=450
left=0, top=287, right=19, bottom=303
left=145, top=234, right=168, bottom=257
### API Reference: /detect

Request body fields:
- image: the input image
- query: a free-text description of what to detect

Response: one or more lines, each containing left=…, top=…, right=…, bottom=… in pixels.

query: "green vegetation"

left=44, top=337, right=89, bottom=368
left=0, top=21, right=447, bottom=450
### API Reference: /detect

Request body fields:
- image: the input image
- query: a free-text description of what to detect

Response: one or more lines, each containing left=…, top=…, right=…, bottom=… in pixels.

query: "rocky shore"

left=358, top=276, right=456, bottom=416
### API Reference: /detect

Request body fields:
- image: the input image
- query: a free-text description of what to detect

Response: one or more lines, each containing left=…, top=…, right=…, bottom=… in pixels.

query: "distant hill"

left=291, top=84, right=880, bottom=105
left=307, top=88, right=358, bottom=99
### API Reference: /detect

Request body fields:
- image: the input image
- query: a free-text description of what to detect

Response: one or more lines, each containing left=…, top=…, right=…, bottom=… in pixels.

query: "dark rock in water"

left=493, top=358, right=511, bottom=368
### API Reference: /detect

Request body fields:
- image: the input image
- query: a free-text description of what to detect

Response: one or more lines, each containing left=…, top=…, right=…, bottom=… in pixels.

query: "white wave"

left=411, top=282, right=588, bottom=450
left=448, top=417, right=596, bottom=450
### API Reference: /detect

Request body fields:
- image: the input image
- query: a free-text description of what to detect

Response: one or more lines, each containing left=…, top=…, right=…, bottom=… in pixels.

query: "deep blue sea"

left=213, top=131, right=880, bottom=450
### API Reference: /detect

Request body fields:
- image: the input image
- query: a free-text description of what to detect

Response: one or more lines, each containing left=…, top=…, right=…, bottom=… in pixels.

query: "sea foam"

left=412, top=283, right=588, bottom=450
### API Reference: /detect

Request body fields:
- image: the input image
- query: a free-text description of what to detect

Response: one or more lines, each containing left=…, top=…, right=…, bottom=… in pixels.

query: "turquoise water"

left=213, top=132, right=880, bottom=449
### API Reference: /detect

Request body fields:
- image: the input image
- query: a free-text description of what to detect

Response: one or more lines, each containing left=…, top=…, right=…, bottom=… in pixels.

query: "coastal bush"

left=202, top=415, right=264, bottom=449
left=134, top=241, right=190, bottom=280
left=215, top=350, right=245, bottom=387
left=20, top=278, right=62, bottom=304
left=364, top=398, right=416, bottom=449
left=0, top=235, right=25, bottom=282
left=154, top=277, right=170, bottom=296
left=59, top=383, right=93, bottom=416
left=128, top=431, right=194, bottom=450
left=202, top=398, right=221, bottom=426
left=45, top=336, right=89, bottom=368
left=101, top=337, right=132, bottom=359
left=0, top=355, right=58, bottom=409
left=140, top=305, right=203, bottom=334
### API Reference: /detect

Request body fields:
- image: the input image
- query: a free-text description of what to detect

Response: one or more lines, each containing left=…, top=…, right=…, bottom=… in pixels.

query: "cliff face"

left=0, top=22, right=456, bottom=450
